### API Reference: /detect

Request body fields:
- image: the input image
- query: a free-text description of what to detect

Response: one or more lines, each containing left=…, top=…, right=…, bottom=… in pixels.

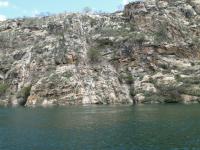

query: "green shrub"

left=133, top=90, right=176, bottom=103
left=177, top=84, right=200, bottom=97
left=148, top=77, right=157, bottom=85
left=192, top=37, right=200, bottom=49
left=87, top=48, right=101, bottom=63
left=155, top=84, right=182, bottom=103
left=95, top=38, right=113, bottom=48
left=125, top=74, right=134, bottom=84
left=16, top=85, right=32, bottom=106
left=62, top=71, right=73, bottom=78
left=176, top=76, right=200, bottom=84
left=0, top=83, right=8, bottom=95
left=119, top=72, right=134, bottom=85
left=175, top=74, right=181, bottom=81
left=158, top=63, right=170, bottom=70
left=90, top=18, right=97, bottom=27
left=129, top=86, right=135, bottom=97
left=129, top=33, right=146, bottom=47
left=143, top=92, right=166, bottom=103
left=135, top=33, right=146, bottom=47
left=17, top=85, right=32, bottom=103
left=23, top=18, right=35, bottom=26
left=129, top=23, right=137, bottom=31
left=62, top=72, right=73, bottom=83
left=154, top=22, right=169, bottom=44
left=98, top=26, right=130, bottom=37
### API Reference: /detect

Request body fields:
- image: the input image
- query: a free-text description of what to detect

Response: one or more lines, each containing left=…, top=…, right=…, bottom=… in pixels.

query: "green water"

left=0, top=105, right=200, bottom=150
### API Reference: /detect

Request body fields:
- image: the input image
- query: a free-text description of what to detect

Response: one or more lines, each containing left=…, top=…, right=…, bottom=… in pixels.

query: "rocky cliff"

left=0, top=0, right=199, bottom=107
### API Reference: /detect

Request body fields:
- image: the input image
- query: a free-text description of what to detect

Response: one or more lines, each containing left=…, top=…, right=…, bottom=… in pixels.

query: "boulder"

left=157, top=1, right=169, bottom=9
left=124, top=1, right=148, bottom=17
left=134, top=93, right=145, bottom=104
left=188, top=0, right=200, bottom=14
left=179, top=4, right=197, bottom=18
left=0, top=100, right=8, bottom=107
left=181, top=94, right=199, bottom=104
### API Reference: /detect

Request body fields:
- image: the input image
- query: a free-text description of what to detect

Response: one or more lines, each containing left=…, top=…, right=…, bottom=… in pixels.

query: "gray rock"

left=0, top=0, right=200, bottom=106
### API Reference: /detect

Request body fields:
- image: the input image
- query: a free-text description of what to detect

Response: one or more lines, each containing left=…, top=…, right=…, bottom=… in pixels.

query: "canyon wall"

left=0, top=0, right=199, bottom=106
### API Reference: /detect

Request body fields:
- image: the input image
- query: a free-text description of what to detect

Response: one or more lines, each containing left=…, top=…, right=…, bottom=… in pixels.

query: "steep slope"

left=0, top=0, right=199, bottom=106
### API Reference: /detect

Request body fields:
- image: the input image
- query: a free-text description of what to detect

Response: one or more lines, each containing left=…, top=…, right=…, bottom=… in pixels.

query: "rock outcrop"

left=0, top=0, right=199, bottom=106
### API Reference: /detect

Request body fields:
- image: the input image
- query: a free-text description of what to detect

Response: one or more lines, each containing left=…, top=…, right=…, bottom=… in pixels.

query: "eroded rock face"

left=25, top=64, right=132, bottom=106
left=0, top=0, right=200, bottom=106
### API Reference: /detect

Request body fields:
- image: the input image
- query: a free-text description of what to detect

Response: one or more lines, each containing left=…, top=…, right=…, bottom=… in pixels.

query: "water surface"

left=0, top=105, right=200, bottom=150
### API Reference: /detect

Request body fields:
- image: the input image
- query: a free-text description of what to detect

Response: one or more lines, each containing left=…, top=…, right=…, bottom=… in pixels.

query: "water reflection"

left=0, top=105, right=200, bottom=150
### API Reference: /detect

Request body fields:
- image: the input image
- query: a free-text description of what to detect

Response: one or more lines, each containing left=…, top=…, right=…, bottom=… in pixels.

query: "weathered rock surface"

left=0, top=0, right=199, bottom=106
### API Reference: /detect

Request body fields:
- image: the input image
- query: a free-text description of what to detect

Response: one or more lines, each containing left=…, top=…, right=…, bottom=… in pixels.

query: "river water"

left=0, top=105, right=200, bottom=150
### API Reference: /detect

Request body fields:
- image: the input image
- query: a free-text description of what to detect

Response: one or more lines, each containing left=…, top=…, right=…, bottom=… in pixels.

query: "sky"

left=0, top=0, right=133, bottom=21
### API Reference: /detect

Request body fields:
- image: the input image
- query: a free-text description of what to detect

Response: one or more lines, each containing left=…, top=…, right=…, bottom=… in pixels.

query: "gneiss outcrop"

left=0, top=0, right=199, bottom=106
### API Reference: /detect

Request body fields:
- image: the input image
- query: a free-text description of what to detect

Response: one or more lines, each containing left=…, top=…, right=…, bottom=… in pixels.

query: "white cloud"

left=0, top=1, right=9, bottom=7
left=0, top=15, right=6, bottom=21
left=32, top=9, right=40, bottom=17
left=123, top=0, right=130, bottom=5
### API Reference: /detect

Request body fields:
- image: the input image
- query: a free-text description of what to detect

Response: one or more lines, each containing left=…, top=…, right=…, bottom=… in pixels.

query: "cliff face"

left=0, top=0, right=199, bottom=107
